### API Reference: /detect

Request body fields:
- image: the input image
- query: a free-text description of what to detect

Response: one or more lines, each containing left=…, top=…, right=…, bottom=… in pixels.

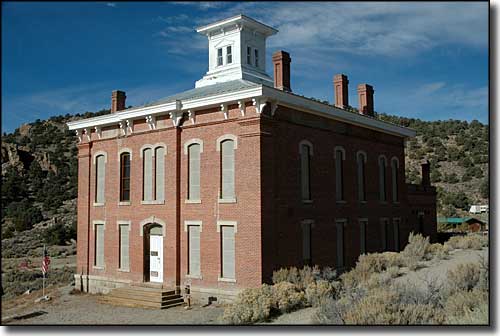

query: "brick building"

left=67, top=15, right=436, bottom=302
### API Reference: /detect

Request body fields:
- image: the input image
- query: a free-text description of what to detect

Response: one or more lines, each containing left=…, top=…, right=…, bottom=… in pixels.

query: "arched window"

left=391, top=157, right=399, bottom=203
left=378, top=155, right=387, bottom=202
left=299, top=140, right=313, bottom=201
left=155, top=146, right=165, bottom=201
left=120, top=152, right=131, bottom=202
left=141, top=144, right=166, bottom=203
left=188, top=143, right=201, bottom=201
left=357, top=151, right=367, bottom=202
left=142, top=148, right=153, bottom=201
left=95, top=154, right=106, bottom=204
left=335, top=147, right=346, bottom=201
left=220, top=139, right=235, bottom=200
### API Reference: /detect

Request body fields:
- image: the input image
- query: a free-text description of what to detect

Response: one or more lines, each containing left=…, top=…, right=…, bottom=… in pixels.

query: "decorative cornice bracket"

left=238, top=100, right=245, bottom=116
left=221, top=104, right=228, bottom=120
left=188, top=109, right=196, bottom=124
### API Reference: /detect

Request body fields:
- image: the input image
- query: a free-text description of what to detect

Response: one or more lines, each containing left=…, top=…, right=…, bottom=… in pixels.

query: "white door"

left=149, top=235, right=163, bottom=283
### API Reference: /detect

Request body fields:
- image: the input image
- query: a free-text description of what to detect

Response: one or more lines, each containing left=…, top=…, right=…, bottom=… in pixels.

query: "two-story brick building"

left=67, top=15, right=436, bottom=303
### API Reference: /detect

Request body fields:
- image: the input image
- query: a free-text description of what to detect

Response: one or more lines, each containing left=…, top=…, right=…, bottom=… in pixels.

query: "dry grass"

left=445, top=234, right=487, bottom=250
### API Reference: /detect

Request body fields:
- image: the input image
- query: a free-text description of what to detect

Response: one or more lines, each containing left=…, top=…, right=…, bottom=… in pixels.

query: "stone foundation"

left=74, top=274, right=132, bottom=294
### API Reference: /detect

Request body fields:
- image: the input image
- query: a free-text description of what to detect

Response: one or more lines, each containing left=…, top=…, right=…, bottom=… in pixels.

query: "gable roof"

left=438, top=217, right=486, bottom=225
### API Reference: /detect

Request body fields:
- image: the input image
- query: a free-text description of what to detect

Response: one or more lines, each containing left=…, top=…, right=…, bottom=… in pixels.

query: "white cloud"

left=106, top=3, right=116, bottom=8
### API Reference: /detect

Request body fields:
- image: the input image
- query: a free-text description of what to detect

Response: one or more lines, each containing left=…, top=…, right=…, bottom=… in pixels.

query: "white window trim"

left=391, top=156, right=400, bottom=168
left=335, top=218, right=348, bottom=226
left=139, top=216, right=166, bottom=236
left=378, top=155, right=388, bottom=166
left=93, top=220, right=106, bottom=270
left=185, top=199, right=202, bottom=204
left=356, top=150, right=367, bottom=163
left=218, top=277, right=237, bottom=283
left=216, top=134, right=238, bottom=151
left=141, top=200, right=165, bottom=205
left=184, top=220, right=203, bottom=232
left=93, top=202, right=105, bottom=207
left=117, top=221, right=131, bottom=272
left=92, top=151, right=108, bottom=164
left=184, top=139, right=204, bottom=155
left=218, top=198, right=237, bottom=204
left=118, top=148, right=133, bottom=161
left=334, top=146, right=346, bottom=160
left=298, top=140, right=314, bottom=156
left=216, top=220, right=237, bottom=233
left=300, top=219, right=316, bottom=229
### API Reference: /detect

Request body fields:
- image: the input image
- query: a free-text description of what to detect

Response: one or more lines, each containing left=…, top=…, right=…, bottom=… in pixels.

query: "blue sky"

left=2, top=1, right=488, bottom=133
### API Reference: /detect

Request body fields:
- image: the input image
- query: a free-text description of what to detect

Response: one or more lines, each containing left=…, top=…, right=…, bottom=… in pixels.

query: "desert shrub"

left=305, top=280, right=336, bottom=307
left=445, top=235, right=484, bottom=250
left=271, top=265, right=321, bottom=290
left=222, top=285, right=274, bottom=324
left=386, top=266, right=400, bottom=278
left=272, top=266, right=299, bottom=285
left=425, top=243, right=451, bottom=261
left=272, top=281, right=306, bottom=313
left=446, top=263, right=480, bottom=294
left=402, top=233, right=430, bottom=270
left=444, top=289, right=488, bottom=325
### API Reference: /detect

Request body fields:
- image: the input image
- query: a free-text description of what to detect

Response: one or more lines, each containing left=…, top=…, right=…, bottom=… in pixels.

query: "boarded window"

left=221, top=226, right=235, bottom=279
left=143, top=148, right=153, bottom=201
left=393, top=219, right=400, bottom=252
left=188, top=144, right=201, bottom=200
left=226, top=46, right=232, bottom=64
left=300, top=144, right=311, bottom=200
left=379, top=157, right=387, bottom=202
left=302, top=222, right=312, bottom=265
left=359, top=219, right=367, bottom=254
left=95, top=155, right=106, bottom=203
left=381, top=219, right=389, bottom=250
left=335, top=149, right=344, bottom=201
left=247, top=46, right=252, bottom=64
left=392, top=159, right=399, bottom=202
left=119, top=224, right=129, bottom=270
left=217, top=48, right=223, bottom=66
left=220, top=140, right=235, bottom=200
left=188, top=225, right=201, bottom=276
left=336, top=221, right=345, bottom=269
left=95, top=224, right=104, bottom=267
left=155, top=147, right=165, bottom=201
left=120, top=153, right=131, bottom=201
left=357, top=153, right=366, bottom=201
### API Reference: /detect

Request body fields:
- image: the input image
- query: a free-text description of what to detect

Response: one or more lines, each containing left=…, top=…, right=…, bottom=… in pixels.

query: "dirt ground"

left=1, top=246, right=488, bottom=325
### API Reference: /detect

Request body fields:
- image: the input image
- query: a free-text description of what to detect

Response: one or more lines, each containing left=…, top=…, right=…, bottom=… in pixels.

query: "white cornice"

left=67, top=85, right=415, bottom=138
left=261, top=86, right=416, bottom=138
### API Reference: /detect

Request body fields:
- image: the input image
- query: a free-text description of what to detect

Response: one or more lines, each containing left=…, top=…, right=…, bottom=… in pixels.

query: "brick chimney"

left=357, top=84, right=374, bottom=116
left=272, top=50, right=291, bottom=92
left=111, top=90, right=126, bottom=113
left=421, top=160, right=431, bottom=187
left=334, top=74, right=349, bottom=108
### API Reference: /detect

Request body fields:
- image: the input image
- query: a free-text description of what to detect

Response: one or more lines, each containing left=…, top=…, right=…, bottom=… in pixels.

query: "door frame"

left=143, top=223, right=163, bottom=283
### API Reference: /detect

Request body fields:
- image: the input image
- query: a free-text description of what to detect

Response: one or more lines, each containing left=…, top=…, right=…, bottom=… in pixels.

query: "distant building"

left=438, top=217, right=486, bottom=232
left=470, top=205, right=489, bottom=214
left=67, top=15, right=437, bottom=302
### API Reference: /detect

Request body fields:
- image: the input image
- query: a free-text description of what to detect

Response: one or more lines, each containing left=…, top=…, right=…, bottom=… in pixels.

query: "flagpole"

left=42, top=244, right=45, bottom=298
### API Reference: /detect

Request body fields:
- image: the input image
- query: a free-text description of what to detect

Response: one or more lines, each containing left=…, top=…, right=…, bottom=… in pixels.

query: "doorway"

left=144, top=224, right=163, bottom=283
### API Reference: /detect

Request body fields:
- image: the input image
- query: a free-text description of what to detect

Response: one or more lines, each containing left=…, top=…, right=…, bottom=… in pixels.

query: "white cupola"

left=195, top=15, right=278, bottom=88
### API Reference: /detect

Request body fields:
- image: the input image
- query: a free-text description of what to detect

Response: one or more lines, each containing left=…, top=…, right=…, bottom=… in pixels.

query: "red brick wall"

left=75, top=99, right=437, bottom=292
left=260, top=105, right=428, bottom=275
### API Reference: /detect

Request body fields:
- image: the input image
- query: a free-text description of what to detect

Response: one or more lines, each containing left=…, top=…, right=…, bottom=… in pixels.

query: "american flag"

left=41, top=246, right=50, bottom=275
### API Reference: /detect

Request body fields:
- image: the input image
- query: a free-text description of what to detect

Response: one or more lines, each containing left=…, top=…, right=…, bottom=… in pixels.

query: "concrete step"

left=112, top=287, right=177, bottom=297
left=99, top=296, right=185, bottom=309
left=99, top=285, right=184, bottom=310
left=107, top=292, right=182, bottom=303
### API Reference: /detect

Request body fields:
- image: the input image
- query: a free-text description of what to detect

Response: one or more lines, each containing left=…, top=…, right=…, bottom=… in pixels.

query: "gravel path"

left=395, top=246, right=488, bottom=289
left=2, top=286, right=225, bottom=325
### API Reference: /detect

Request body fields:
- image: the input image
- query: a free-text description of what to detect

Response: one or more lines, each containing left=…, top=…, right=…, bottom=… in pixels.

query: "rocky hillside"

left=1, top=110, right=489, bottom=252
